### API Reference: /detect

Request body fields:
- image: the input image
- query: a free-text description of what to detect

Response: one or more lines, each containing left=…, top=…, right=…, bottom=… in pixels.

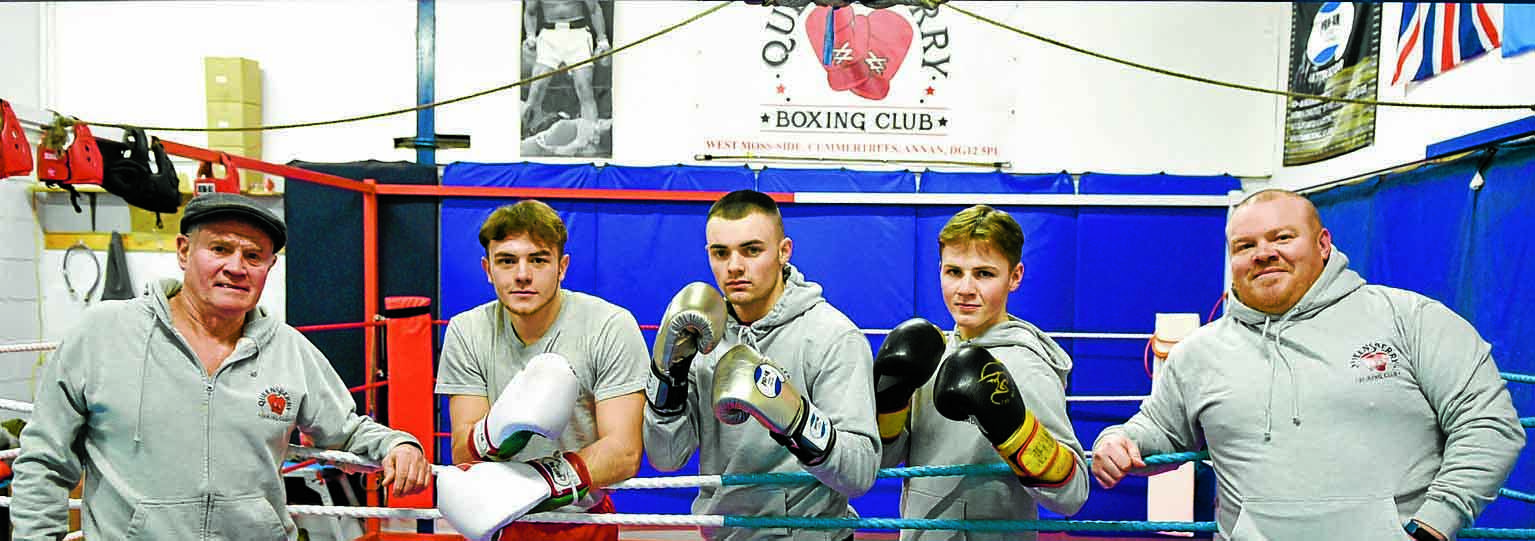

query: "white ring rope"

left=287, top=446, right=382, bottom=471
left=286, top=506, right=724, bottom=527
left=610, top=474, right=725, bottom=490
left=0, top=342, right=58, bottom=355
left=1066, top=395, right=1148, bottom=403
left=0, top=386, right=1147, bottom=469
left=286, top=504, right=441, bottom=520
left=0, top=398, right=34, bottom=414
left=287, top=506, right=730, bottom=527
left=0, top=328, right=1149, bottom=359
left=0, top=493, right=729, bottom=527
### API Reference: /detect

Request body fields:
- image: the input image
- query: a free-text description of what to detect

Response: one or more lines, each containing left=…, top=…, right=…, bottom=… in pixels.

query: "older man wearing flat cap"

left=13, top=193, right=431, bottom=541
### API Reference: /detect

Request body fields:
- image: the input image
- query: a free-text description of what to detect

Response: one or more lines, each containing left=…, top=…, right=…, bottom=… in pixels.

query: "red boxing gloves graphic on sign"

left=805, top=7, right=914, bottom=100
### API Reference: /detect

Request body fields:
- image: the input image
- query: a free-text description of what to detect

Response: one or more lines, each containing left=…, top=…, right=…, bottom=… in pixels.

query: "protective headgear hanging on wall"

left=97, top=127, right=182, bottom=228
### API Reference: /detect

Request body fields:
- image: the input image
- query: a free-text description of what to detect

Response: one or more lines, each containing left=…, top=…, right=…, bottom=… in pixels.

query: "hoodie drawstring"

left=1260, top=316, right=1303, bottom=443
left=1272, top=324, right=1303, bottom=431
left=738, top=324, right=762, bottom=352
left=134, top=322, right=154, bottom=446
left=1262, top=318, right=1276, bottom=442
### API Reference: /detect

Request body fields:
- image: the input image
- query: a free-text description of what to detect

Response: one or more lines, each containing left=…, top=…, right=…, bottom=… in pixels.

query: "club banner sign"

left=1284, top=2, right=1380, bottom=165
left=693, top=3, right=1016, bottom=163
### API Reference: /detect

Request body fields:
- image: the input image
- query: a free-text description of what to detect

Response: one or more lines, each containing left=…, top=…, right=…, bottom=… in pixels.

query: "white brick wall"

left=0, top=181, right=44, bottom=403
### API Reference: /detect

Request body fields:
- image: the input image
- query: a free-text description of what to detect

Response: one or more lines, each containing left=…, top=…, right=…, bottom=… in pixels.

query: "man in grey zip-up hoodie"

left=882, top=205, right=1089, bottom=541
left=644, top=190, right=880, bottom=541
left=13, top=194, right=427, bottom=541
left=1094, top=190, right=1525, bottom=541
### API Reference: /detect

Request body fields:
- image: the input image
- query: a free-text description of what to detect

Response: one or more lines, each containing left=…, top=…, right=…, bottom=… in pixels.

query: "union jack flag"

left=1392, top=3, right=1502, bottom=85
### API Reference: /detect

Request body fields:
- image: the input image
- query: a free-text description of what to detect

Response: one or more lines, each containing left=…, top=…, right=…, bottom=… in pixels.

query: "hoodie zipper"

left=203, top=376, right=214, bottom=540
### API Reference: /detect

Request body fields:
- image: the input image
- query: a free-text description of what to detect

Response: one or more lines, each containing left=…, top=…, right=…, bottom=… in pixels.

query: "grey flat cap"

left=180, top=193, right=287, bottom=251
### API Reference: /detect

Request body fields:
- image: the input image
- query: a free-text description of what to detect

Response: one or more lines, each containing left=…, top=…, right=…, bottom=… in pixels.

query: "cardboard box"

left=204, top=57, right=262, bottom=105
left=206, top=102, right=263, bottom=149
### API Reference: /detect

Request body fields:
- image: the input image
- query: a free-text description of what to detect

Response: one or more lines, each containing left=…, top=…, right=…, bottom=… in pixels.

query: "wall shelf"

left=44, top=232, right=179, bottom=253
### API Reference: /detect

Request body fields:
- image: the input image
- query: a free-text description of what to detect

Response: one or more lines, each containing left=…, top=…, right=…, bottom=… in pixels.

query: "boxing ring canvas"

left=438, top=163, right=1238, bottom=522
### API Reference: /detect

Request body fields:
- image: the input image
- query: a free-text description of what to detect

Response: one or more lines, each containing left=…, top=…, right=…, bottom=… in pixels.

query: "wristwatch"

left=1404, top=520, right=1441, bottom=541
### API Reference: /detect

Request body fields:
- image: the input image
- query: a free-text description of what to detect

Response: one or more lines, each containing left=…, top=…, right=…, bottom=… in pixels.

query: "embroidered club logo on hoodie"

left=257, top=386, right=296, bottom=421
left=1349, top=341, right=1402, bottom=383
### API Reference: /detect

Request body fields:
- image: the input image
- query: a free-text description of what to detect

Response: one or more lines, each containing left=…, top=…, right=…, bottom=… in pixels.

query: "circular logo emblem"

left=1306, top=2, right=1355, bottom=68
left=806, top=414, right=830, bottom=440
left=1350, top=342, right=1400, bottom=373
left=257, top=386, right=294, bottom=420
left=754, top=365, right=784, bottom=398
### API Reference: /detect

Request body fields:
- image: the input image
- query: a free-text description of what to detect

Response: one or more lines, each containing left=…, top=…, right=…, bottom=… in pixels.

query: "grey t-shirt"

left=436, top=290, right=647, bottom=462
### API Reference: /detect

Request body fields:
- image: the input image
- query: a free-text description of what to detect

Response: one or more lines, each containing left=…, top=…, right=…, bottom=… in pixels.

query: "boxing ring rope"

left=1505, top=372, right=1535, bottom=385
left=3, top=138, right=1530, bottom=538
left=6, top=414, right=1532, bottom=498
left=0, top=342, right=59, bottom=355
left=0, top=374, right=1527, bottom=536
left=1065, top=395, right=1148, bottom=403
left=0, top=398, right=32, bottom=414
left=3, top=499, right=1535, bottom=539
left=291, top=320, right=386, bottom=333
left=0, top=8, right=1520, bottom=540
left=0, top=327, right=1157, bottom=406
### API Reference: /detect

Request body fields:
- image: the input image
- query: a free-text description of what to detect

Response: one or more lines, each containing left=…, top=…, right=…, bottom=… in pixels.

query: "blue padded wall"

left=1068, top=173, right=1238, bottom=522
left=759, top=167, right=919, bottom=338
left=1311, top=148, right=1535, bottom=530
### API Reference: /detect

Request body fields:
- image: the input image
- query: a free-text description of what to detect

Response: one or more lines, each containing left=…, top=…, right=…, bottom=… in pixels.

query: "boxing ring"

left=0, top=140, right=1531, bottom=539
left=5, top=0, right=1535, bottom=531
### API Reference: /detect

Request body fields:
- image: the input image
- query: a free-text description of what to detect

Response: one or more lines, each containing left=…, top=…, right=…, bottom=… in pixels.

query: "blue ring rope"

left=717, top=516, right=1535, bottom=538
left=1502, top=487, right=1535, bottom=504
left=1503, top=372, right=1535, bottom=385
left=721, top=450, right=1209, bottom=486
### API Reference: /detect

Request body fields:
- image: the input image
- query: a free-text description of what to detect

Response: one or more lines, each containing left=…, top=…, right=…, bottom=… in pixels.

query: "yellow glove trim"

left=994, top=410, right=1075, bottom=485
left=877, top=405, right=910, bottom=441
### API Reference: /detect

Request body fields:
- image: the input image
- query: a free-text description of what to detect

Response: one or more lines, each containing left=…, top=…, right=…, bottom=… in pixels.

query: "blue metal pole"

left=414, top=4, right=436, bottom=535
left=416, top=0, right=436, bottom=166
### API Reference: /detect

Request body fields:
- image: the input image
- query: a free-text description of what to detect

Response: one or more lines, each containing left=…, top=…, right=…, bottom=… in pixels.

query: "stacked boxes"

left=203, top=57, right=272, bottom=193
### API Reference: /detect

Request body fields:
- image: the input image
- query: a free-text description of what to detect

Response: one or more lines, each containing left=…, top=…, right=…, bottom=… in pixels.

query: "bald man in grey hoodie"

left=1094, top=190, right=1525, bottom=541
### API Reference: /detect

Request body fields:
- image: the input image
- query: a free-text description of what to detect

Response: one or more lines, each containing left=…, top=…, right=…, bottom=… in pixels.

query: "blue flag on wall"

left=1503, top=4, right=1535, bottom=57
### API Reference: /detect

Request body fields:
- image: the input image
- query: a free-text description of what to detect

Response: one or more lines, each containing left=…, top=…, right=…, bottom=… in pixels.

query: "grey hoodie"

left=882, top=316, right=1088, bottom=541
left=644, top=264, right=880, bottom=541
left=13, top=279, right=419, bottom=541
left=1097, top=250, right=1525, bottom=540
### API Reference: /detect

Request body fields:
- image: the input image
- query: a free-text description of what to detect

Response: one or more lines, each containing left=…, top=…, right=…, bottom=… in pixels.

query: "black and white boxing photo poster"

left=519, top=0, right=615, bottom=159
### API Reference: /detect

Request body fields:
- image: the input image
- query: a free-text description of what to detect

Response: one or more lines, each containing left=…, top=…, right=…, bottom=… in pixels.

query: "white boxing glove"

left=469, top=352, right=579, bottom=461
left=437, top=452, right=593, bottom=541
